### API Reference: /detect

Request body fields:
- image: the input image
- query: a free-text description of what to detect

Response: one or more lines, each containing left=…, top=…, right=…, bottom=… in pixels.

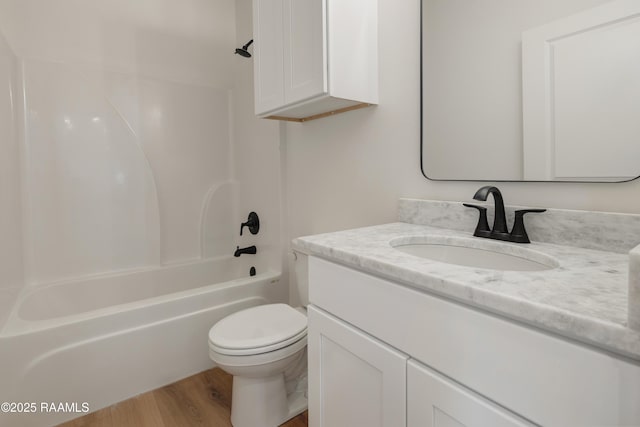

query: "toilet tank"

left=293, top=251, right=309, bottom=307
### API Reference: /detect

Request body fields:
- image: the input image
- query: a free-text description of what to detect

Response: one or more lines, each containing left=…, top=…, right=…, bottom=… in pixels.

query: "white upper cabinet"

left=282, top=0, right=325, bottom=107
left=253, top=0, right=285, bottom=113
left=252, top=0, right=378, bottom=122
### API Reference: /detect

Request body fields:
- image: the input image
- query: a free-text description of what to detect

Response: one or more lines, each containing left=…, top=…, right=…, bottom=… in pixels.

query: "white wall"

left=234, top=0, right=287, bottom=291
left=283, top=0, right=640, bottom=299
left=0, top=29, right=23, bottom=326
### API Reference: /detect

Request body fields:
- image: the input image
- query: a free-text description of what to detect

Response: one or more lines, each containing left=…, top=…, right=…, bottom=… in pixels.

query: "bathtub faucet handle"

left=240, top=212, right=260, bottom=236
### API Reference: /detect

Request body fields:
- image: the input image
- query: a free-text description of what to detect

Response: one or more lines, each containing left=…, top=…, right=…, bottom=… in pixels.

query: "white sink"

left=391, top=236, right=559, bottom=271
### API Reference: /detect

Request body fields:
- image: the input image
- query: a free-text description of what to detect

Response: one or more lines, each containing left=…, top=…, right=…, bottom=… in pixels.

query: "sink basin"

left=391, top=236, right=559, bottom=271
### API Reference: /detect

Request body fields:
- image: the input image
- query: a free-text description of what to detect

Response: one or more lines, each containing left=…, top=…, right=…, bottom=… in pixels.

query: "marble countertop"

left=293, top=222, right=640, bottom=361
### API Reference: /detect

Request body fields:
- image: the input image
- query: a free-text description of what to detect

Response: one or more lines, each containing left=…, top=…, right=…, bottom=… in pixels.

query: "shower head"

left=235, top=48, right=251, bottom=58
left=235, top=39, right=254, bottom=58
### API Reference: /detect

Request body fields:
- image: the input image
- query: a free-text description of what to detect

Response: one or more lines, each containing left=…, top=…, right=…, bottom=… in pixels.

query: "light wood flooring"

left=57, top=368, right=308, bottom=427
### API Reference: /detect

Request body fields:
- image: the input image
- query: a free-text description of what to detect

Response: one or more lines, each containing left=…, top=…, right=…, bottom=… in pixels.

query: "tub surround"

left=293, top=199, right=640, bottom=361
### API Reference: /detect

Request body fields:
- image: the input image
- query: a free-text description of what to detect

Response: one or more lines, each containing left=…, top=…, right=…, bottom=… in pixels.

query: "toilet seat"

left=210, top=335, right=307, bottom=368
left=208, top=304, right=307, bottom=356
left=210, top=329, right=307, bottom=356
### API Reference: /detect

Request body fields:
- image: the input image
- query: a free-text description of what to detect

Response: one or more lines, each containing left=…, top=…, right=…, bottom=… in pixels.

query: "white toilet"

left=208, top=253, right=309, bottom=427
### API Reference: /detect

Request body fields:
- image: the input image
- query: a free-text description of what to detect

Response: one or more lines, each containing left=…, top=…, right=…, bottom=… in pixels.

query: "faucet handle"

left=463, top=203, right=491, bottom=238
left=240, top=212, right=260, bottom=236
left=510, top=209, right=546, bottom=243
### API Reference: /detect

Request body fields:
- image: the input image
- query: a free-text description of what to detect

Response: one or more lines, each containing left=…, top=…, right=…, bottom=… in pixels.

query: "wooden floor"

left=58, top=368, right=308, bottom=427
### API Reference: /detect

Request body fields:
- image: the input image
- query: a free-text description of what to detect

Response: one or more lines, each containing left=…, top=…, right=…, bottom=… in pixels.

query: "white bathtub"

left=0, top=257, right=285, bottom=427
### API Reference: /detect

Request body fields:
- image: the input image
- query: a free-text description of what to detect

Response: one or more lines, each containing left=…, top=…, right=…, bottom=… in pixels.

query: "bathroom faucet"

left=469, top=186, right=509, bottom=238
left=464, top=186, right=545, bottom=243
left=234, top=245, right=257, bottom=257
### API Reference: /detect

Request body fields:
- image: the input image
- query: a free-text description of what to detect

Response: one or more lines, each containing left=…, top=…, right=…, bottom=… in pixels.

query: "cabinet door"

left=282, top=0, right=326, bottom=104
left=308, top=306, right=407, bottom=427
left=253, top=0, right=285, bottom=114
left=408, top=360, right=537, bottom=427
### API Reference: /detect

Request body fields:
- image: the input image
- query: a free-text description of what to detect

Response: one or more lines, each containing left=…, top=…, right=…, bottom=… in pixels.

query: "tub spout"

left=234, top=245, right=257, bottom=257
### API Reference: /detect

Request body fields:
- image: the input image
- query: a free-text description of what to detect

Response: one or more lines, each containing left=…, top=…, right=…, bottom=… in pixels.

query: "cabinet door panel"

left=253, top=0, right=284, bottom=114
left=308, top=306, right=407, bottom=427
left=282, top=0, right=326, bottom=104
left=408, top=360, right=537, bottom=427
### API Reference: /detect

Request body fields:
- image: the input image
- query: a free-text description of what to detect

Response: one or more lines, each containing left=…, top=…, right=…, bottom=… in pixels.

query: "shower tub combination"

left=0, top=256, right=284, bottom=427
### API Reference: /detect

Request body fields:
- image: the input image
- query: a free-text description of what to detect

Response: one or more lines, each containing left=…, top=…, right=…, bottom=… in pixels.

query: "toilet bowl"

left=208, top=303, right=308, bottom=427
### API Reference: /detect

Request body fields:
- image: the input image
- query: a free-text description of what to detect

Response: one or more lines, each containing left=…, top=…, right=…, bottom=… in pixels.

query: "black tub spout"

left=234, top=245, right=257, bottom=257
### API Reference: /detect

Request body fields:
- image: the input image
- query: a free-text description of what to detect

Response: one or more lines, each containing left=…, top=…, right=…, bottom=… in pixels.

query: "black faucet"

left=234, top=245, right=257, bottom=257
left=464, top=186, right=545, bottom=243
left=465, top=186, right=509, bottom=240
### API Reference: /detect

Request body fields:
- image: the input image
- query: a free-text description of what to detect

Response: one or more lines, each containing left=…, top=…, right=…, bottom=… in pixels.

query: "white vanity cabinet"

left=407, top=360, right=534, bottom=427
left=307, top=306, right=407, bottom=427
left=252, top=0, right=378, bottom=121
left=307, top=256, right=640, bottom=427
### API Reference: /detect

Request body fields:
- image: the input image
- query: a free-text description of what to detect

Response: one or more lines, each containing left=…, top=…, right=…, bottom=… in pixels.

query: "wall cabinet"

left=252, top=0, right=378, bottom=122
left=307, top=256, right=640, bottom=427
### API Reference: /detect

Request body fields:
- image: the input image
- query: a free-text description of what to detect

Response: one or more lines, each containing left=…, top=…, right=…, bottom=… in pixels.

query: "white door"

left=408, top=360, right=537, bottom=427
left=253, top=0, right=285, bottom=114
left=282, top=0, right=326, bottom=105
left=307, top=306, right=407, bottom=427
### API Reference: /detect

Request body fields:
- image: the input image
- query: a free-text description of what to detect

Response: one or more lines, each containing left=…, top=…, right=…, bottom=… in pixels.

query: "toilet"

left=208, top=253, right=309, bottom=427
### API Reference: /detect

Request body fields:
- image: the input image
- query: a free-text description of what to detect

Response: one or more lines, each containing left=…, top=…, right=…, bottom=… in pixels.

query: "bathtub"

left=0, top=256, right=285, bottom=427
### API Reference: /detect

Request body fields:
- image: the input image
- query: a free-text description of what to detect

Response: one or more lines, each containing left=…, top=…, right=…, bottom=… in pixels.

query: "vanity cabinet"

left=252, top=0, right=378, bottom=122
left=407, top=360, right=533, bottom=427
left=307, top=256, right=640, bottom=427
left=307, top=306, right=407, bottom=427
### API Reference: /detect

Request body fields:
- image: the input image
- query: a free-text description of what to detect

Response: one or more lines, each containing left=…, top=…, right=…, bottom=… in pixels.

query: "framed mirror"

left=421, top=0, right=640, bottom=182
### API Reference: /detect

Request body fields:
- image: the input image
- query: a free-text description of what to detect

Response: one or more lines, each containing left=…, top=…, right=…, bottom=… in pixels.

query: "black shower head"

left=235, top=48, right=251, bottom=58
left=235, top=39, right=254, bottom=58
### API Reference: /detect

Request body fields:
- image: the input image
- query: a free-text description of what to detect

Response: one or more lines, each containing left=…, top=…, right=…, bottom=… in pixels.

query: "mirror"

left=421, top=0, right=640, bottom=182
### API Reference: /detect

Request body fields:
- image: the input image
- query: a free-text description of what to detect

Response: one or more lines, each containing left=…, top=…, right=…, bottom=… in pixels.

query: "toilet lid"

left=208, top=304, right=307, bottom=353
